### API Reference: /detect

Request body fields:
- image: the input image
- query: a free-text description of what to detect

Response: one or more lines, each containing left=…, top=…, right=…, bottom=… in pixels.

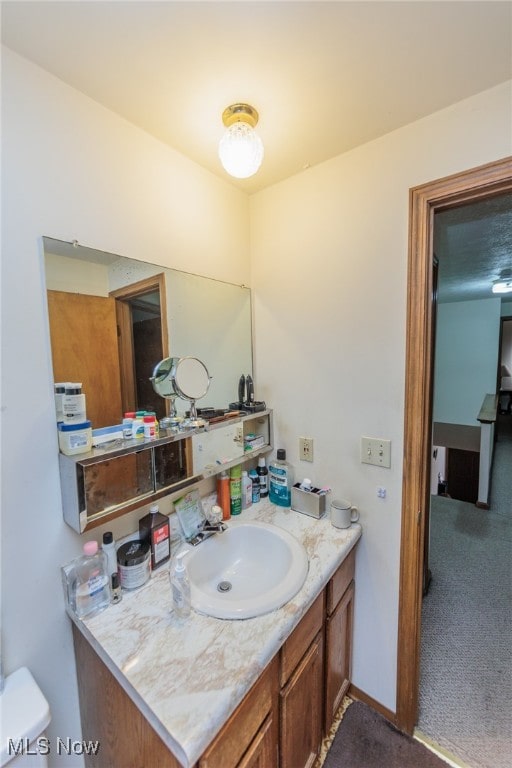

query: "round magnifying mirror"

left=172, top=357, right=210, bottom=402
left=150, top=357, right=178, bottom=417
left=150, top=356, right=211, bottom=426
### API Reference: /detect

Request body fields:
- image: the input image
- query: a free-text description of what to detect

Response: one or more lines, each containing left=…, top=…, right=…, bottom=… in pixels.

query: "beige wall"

left=249, top=80, right=512, bottom=710
left=1, top=46, right=249, bottom=764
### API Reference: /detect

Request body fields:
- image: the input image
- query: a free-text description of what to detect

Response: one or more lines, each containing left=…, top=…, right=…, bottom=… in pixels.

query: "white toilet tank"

left=0, top=667, right=51, bottom=767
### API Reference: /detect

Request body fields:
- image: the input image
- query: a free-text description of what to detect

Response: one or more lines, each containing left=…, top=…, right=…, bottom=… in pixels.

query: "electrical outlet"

left=299, top=436, right=314, bottom=462
left=361, top=437, right=391, bottom=468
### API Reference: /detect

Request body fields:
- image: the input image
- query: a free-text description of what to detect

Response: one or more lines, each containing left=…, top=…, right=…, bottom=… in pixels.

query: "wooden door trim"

left=397, top=156, right=512, bottom=733
left=110, top=272, right=169, bottom=357
left=110, top=273, right=169, bottom=414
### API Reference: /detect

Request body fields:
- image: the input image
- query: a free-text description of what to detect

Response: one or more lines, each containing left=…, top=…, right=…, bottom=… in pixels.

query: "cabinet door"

left=200, top=657, right=278, bottom=768
left=280, top=631, right=324, bottom=768
left=238, top=713, right=277, bottom=768
left=324, top=580, right=355, bottom=734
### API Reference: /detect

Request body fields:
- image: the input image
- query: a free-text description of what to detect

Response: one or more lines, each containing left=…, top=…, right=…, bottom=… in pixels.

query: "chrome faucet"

left=188, top=508, right=227, bottom=546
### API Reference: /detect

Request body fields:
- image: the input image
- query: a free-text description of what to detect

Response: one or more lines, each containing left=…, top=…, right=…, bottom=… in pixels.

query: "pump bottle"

left=170, top=552, right=191, bottom=618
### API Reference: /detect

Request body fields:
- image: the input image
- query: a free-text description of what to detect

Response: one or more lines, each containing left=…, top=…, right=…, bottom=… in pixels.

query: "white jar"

left=58, top=420, right=92, bottom=455
left=62, top=383, right=87, bottom=424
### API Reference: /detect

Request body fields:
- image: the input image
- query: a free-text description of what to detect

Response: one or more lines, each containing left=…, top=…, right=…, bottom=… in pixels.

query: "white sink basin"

left=183, top=521, right=309, bottom=619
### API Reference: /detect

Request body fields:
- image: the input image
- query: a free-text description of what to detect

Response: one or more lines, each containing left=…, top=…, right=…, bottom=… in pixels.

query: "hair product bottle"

left=257, top=456, right=269, bottom=498
left=229, top=465, right=242, bottom=516
left=216, top=471, right=231, bottom=520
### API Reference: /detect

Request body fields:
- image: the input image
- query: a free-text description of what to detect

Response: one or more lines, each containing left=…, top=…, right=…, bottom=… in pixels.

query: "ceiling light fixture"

left=492, top=279, right=512, bottom=294
left=492, top=271, right=512, bottom=294
left=218, top=103, right=264, bottom=179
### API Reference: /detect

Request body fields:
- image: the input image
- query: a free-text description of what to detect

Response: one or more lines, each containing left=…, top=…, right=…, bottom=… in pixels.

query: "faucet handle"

left=206, top=504, right=223, bottom=526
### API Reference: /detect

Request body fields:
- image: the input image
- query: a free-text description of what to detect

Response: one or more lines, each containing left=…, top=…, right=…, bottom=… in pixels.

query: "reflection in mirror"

left=43, top=237, right=253, bottom=429
left=151, top=356, right=211, bottom=426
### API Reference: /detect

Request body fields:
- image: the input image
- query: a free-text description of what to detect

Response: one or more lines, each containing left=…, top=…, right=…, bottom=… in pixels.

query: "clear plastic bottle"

left=73, top=541, right=110, bottom=619
left=170, top=552, right=191, bottom=618
left=269, top=449, right=294, bottom=508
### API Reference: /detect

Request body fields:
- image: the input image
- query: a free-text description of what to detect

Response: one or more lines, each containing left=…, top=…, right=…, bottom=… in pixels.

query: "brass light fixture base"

left=222, top=103, right=259, bottom=129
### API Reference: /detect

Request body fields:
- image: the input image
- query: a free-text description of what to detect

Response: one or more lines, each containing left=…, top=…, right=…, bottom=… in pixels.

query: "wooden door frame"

left=110, top=273, right=168, bottom=414
left=396, top=156, right=512, bottom=733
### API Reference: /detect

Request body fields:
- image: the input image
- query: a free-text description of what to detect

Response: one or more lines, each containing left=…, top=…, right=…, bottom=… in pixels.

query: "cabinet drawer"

left=200, top=656, right=278, bottom=768
left=326, top=548, right=355, bottom=616
left=280, top=591, right=324, bottom=687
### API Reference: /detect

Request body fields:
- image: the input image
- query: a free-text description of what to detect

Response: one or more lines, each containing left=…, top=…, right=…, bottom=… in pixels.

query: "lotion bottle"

left=170, top=551, right=191, bottom=618
left=241, top=470, right=252, bottom=510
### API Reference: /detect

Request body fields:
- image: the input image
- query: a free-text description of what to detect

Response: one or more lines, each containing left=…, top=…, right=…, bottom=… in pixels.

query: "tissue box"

left=291, top=484, right=327, bottom=519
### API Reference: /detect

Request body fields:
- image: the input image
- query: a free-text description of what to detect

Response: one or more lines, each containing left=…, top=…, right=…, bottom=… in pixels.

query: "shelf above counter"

left=59, top=409, right=273, bottom=533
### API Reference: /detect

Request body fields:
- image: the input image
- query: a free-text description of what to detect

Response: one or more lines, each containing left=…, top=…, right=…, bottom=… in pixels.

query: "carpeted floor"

left=418, top=414, right=512, bottom=768
left=321, top=700, right=450, bottom=768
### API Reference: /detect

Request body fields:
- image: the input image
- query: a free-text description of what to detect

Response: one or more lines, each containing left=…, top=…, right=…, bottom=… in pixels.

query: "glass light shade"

left=219, top=122, right=264, bottom=179
left=492, top=280, right=512, bottom=294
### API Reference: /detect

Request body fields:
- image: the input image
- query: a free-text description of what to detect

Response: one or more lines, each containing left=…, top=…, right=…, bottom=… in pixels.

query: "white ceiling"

left=2, top=1, right=511, bottom=194
left=2, top=1, right=511, bottom=300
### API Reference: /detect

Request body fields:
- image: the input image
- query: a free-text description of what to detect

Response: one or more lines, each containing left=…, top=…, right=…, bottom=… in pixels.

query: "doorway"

left=396, top=156, right=512, bottom=734
left=110, top=273, right=169, bottom=419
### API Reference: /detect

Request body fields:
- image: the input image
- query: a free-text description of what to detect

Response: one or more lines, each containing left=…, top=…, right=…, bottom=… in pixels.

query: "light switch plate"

left=361, top=437, right=391, bottom=468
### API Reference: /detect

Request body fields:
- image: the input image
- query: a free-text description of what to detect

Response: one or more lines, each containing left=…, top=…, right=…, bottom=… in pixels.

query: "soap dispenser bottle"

left=170, top=551, right=191, bottom=618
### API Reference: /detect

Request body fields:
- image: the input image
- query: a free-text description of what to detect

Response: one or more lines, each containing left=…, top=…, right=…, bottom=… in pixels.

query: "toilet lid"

left=0, top=667, right=51, bottom=767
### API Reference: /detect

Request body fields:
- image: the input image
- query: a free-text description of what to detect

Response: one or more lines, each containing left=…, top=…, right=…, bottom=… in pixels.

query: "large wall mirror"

left=43, top=237, right=253, bottom=430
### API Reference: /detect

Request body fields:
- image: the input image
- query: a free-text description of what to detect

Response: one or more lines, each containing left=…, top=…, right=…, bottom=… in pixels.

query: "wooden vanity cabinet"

left=199, top=656, right=279, bottom=768
left=324, top=547, right=355, bottom=734
left=72, top=546, right=356, bottom=768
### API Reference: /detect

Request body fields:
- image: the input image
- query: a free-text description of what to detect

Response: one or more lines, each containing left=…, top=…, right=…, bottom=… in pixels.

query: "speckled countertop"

left=73, top=500, right=362, bottom=768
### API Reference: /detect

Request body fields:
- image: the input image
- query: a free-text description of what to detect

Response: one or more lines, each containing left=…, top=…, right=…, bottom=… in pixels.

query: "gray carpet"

left=323, top=701, right=449, bottom=768
left=419, top=416, right=512, bottom=768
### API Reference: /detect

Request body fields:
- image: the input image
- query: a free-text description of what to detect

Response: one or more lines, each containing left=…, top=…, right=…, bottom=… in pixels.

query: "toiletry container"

left=139, top=504, right=170, bottom=569
left=257, top=456, right=269, bottom=498
left=54, top=382, right=67, bottom=423
left=241, top=470, right=252, bottom=510
left=269, top=449, right=294, bottom=507
left=170, top=552, right=191, bottom=618
left=131, top=417, right=144, bottom=440
left=72, top=541, right=110, bottom=619
left=249, top=468, right=260, bottom=503
left=229, top=465, right=242, bottom=516
left=117, top=540, right=151, bottom=589
left=101, top=532, right=118, bottom=578
left=62, top=383, right=86, bottom=424
left=0, top=666, right=51, bottom=768
left=57, top=420, right=92, bottom=456
left=216, top=472, right=230, bottom=520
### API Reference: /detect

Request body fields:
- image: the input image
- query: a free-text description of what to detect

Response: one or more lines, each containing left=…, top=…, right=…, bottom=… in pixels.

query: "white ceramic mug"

left=330, top=499, right=359, bottom=529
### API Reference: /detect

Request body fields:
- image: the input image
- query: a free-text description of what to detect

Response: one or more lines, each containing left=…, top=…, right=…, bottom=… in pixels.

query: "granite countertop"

left=74, top=500, right=362, bottom=767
